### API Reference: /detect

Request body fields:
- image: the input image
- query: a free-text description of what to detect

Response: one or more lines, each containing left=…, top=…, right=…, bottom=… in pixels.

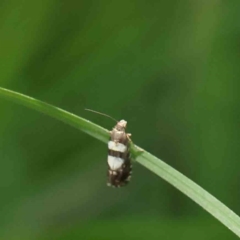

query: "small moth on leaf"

left=85, top=109, right=132, bottom=187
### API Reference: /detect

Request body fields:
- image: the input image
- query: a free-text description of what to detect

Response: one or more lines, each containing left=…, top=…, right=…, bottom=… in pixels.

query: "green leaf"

left=0, top=86, right=240, bottom=238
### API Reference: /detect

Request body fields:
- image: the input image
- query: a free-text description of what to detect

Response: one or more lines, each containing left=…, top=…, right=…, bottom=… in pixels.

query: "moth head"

left=116, top=120, right=127, bottom=131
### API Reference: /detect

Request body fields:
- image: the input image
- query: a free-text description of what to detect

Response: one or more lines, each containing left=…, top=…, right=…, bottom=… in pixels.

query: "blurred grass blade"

left=0, top=86, right=240, bottom=237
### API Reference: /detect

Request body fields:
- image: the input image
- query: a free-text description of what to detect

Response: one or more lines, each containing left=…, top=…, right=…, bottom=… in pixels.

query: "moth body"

left=107, top=120, right=132, bottom=187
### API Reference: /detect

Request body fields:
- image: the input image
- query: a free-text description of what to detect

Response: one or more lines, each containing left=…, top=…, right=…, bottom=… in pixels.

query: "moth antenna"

left=85, top=108, right=118, bottom=123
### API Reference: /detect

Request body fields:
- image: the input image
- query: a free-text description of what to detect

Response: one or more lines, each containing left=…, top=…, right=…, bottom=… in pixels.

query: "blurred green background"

left=0, top=1, right=240, bottom=239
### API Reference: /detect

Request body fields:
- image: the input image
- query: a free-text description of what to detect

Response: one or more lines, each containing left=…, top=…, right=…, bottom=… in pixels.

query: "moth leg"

left=127, top=133, right=132, bottom=142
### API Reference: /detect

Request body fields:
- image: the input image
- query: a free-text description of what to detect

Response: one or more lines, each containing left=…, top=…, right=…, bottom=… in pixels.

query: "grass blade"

left=0, top=86, right=239, bottom=237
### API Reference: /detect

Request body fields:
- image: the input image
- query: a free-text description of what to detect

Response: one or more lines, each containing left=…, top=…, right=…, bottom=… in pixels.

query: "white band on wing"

left=108, top=156, right=124, bottom=170
left=108, top=141, right=127, bottom=152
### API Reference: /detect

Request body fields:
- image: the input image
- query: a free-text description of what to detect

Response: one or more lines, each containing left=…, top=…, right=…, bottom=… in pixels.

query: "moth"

left=85, top=109, right=132, bottom=187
